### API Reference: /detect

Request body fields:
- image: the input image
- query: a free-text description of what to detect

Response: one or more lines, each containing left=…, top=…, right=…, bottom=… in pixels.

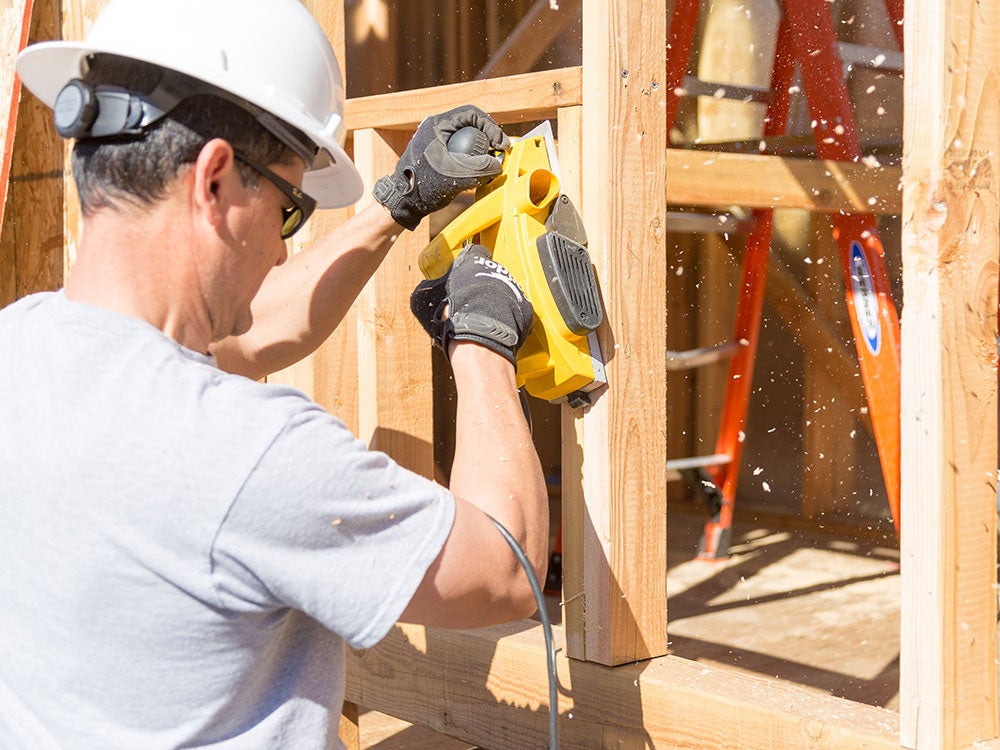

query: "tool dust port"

left=518, top=169, right=560, bottom=212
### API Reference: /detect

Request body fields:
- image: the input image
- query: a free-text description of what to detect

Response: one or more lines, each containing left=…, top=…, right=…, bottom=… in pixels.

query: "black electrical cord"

left=488, top=515, right=558, bottom=750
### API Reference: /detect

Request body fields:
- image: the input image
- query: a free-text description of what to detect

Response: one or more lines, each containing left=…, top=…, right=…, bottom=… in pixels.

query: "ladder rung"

left=680, top=75, right=773, bottom=104
left=666, top=453, right=733, bottom=472
left=666, top=211, right=756, bottom=235
left=666, top=341, right=743, bottom=371
left=838, top=42, right=904, bottom=73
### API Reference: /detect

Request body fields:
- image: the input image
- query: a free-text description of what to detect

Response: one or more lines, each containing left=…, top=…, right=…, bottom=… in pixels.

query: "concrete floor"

left=354, top=508, right=903, bottom=748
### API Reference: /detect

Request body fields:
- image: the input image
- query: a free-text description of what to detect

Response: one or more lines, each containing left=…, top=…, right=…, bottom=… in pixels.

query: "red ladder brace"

left=666, top=0, right=903, bottom=558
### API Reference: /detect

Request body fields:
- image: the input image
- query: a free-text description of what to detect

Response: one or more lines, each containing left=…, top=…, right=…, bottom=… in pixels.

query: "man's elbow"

left=508, top=577, right=542, bottom=620
left=489, top=563, right=542, bottom=622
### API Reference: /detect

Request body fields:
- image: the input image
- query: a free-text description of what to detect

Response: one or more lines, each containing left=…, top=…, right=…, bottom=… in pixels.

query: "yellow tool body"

left=418, top=124, right=605, bottom=404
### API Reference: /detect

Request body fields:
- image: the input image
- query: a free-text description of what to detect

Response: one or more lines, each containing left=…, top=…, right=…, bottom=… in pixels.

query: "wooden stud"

left=345, top=67, right=584, bottom=130
left=900, top=0, right=1000, bottom=746
left=353, top=127, right=434, bottom=478
left=563, top=0, right=668, bottom=666
left=557, top=104, right=587, bottom=655
left=346, top=622, right=901, bottom=750
left=267, top=0, right=353, bottom=410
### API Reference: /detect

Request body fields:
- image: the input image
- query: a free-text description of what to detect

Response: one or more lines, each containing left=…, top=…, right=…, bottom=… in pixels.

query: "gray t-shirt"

left=0, top=292, right=455, bottom=749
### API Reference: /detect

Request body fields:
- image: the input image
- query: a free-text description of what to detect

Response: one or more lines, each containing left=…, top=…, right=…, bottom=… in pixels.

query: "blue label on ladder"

left=849, top=241, right=881, bottom=356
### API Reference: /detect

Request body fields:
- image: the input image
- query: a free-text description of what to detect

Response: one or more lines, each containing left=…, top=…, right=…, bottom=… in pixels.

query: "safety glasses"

left=233, top=151, right=317, bottom=239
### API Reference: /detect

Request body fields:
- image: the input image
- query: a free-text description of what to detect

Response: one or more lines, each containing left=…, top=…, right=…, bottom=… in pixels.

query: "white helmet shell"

left=15, top=0, right=362, bottom=209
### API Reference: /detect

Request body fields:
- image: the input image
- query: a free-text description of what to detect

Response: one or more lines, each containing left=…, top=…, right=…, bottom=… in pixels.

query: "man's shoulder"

left=0, top=291, right=56, bottom=318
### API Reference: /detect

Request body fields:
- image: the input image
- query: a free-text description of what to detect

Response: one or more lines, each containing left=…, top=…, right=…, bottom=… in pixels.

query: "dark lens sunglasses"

left=233, top=151, right=317, bottom=240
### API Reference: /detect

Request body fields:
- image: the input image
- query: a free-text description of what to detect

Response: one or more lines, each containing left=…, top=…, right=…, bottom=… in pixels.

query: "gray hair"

left=71, top=54, right=298, bottom=216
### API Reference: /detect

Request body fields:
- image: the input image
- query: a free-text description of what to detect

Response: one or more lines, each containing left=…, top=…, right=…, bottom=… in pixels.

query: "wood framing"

left=899, top=0, right=1000, bottom=747
left=347, top=622, right=900, bottom=750
left=558, top=0, right=669, bottom=667
left=7, top=0, right=1000, bottom=747
left=353, top=127, right=434, bottom=477
left=345, top=67, right=584, bottom=131
left=665, top=150, right=901, bottom=215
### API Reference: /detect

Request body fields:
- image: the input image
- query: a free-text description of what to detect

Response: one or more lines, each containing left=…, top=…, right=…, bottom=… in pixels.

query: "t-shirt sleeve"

left=210, top=403, right=455, bottom=649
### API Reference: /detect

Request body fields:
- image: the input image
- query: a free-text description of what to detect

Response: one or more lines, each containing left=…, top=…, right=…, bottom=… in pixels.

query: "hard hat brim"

left=16, top=41, right=364, bottom=210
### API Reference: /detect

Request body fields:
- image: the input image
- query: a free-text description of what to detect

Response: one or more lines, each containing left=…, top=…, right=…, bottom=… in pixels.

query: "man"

left=0, top=0, right=548, bottom=748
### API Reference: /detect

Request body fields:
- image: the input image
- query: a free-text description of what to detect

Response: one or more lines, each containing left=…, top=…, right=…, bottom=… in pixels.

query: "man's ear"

left=192, top=138, right=237, bottom=231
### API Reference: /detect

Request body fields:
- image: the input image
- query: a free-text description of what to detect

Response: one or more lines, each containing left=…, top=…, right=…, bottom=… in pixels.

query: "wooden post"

left=353, top=127, right=434, bottom=478
left=562, top=0, right=668, bottom=666
left=900, top=0, right=1000, bottom=746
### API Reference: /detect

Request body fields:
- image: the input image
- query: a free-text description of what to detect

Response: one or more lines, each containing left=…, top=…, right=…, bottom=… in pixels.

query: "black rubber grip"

left=536, top=232, right=603, bottom=335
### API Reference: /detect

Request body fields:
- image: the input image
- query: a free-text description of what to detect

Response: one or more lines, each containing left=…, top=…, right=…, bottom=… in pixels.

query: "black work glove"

left=410, top=245, right=533, bottom=366
left=373, top=105, right=510, bottom=231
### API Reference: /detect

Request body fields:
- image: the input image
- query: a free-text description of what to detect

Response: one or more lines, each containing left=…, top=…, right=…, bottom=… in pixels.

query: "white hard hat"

left=15, top=0, right=362, bottom=209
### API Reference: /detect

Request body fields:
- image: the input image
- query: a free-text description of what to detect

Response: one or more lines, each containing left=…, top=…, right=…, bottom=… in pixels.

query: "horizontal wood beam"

left=344, top=66, right=583, bottom=130
left=346, top=622, right=900, bottom=750
left=667, top=150, right=902, bottom=215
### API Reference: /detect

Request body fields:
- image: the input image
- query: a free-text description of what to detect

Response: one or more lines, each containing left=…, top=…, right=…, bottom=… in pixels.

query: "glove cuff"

left=446, top=311, right=519, bottom=365
left=373, top=174, right=421, bottom=231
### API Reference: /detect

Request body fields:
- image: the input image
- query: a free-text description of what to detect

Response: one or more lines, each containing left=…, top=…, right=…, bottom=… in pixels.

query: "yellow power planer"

left=418, top=122, right=606, bottom=406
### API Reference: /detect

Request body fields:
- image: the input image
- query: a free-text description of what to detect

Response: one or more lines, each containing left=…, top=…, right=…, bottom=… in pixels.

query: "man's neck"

left=66, top=203, right=216, bottom=354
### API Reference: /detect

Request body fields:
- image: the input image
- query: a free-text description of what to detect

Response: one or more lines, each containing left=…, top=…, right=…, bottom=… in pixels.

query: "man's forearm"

left=213, top=203, right=401, bottom=379
left=448, top=342, right=549, bottom=581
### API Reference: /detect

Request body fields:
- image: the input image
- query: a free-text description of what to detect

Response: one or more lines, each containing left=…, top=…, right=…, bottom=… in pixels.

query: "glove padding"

left=374, top=105, right=510, bottom=231
left=410, top=245, right=533, bottom=366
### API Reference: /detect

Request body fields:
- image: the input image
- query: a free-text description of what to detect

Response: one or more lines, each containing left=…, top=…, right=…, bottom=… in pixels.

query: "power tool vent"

left=537, top=232, right=604, bottom=335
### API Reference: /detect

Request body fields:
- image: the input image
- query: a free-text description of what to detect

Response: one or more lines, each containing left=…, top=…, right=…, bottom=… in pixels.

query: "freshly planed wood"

left=900, top=0, right=1000, bottom=747
left=566, top=0, right=668, bottom=666
left=666, top=149, right=902, bottom=216
left=345, top=622, right=901, bottom=750
left=344, top=66, right=583, bottom=130
left=556, top=104, right=588, bottom=657
left=267, top=0, right=354, bottom=411
left=353, top=127, right=434, bottom=478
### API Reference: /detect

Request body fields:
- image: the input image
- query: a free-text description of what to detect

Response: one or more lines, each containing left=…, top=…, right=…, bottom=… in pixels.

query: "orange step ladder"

left=665, top=0, right=903, bottom=558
